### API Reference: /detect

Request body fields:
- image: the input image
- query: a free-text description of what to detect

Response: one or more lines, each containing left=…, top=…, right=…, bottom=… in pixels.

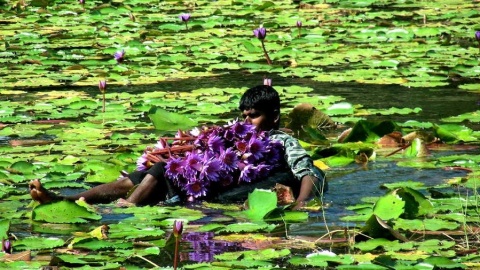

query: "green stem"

left=134, top=255, right=160, bottom=268
left=185, top=22, right=189, bottom=31
left=174, top=236, right=179, bottom=270
left=102, top=92, right=105, bottom=113
left=260, top=40, right=272, bottom=65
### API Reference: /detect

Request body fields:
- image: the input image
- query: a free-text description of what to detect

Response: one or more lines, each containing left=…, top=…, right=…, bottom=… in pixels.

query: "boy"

left=29, top=85, right=327, bottom=209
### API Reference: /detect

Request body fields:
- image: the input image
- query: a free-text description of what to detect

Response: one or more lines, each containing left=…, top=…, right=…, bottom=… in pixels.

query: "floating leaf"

left=372, top=189, right=405, bottom=220
left=243, top=189, right=277, bottom=221
left=32, top=200, right=102, bottom=223
left=148, top=107, right=197, bottom=131
left=14, top=236, right=65, bottom=251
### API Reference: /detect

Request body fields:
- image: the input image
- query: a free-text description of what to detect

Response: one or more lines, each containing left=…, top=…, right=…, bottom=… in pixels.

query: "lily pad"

left=32, top=200, right=102, bottom=223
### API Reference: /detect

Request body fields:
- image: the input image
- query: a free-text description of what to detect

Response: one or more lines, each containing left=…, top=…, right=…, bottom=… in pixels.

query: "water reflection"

left=180, top=231, right=243, bottom=263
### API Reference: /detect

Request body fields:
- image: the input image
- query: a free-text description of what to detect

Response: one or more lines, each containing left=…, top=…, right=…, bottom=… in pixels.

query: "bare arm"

left=293, top=175, right=319, bottom=210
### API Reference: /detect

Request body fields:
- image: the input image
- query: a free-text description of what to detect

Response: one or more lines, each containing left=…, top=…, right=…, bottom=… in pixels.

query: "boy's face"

left=241, top=108, right=277, bottom=131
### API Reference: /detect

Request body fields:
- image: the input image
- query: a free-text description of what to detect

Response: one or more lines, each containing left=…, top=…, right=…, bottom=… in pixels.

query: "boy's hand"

left=116, top=198, right=135, bottom=208
left=292, top=200, right=307, bottom=210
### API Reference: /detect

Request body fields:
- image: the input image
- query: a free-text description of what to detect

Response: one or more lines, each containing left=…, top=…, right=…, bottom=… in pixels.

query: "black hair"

left=239, top=85, right=280, bottom=117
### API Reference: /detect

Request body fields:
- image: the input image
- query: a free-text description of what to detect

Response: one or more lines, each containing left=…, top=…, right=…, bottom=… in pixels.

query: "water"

left=298, top=158, right=472, bottom=237
left=5, top=75, right=480, bottom=242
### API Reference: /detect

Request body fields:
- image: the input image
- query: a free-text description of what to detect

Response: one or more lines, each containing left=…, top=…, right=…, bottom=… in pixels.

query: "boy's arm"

left=293, top=175, right=319, bottom=210
left=270, top=132, right=327, bottom=209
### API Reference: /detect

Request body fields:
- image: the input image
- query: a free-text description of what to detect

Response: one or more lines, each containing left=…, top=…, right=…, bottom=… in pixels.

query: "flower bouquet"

left=136, top=120, right=284, bottom=199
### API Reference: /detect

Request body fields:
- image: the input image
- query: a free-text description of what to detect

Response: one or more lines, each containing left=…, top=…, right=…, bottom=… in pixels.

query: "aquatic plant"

left=78, top=0, right=84, bottom=9
left=179, top=13, right=191, bottom=31
left=113, top=49, right=125, bottom=63
left=475, top=31, right=480, bottom=53
left=253, top=27, right=272, bottom=65
left=98, top=80, right=106, bottom=112
left=296, top=20, right=302, bottom=38
left=173, top=220, right=183, bottom=270
left=2, top=239, right=11, bottom=254
left=263, top=78, right=272, bottom=86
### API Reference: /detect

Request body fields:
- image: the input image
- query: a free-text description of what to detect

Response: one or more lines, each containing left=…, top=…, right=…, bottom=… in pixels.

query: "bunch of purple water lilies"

left=137, top=120, right=284, bottom=199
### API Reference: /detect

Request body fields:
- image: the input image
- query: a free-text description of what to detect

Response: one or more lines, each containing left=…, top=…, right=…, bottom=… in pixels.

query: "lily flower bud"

left=253, top=27, right=267, bottom=40
left=173, top=220, right=183, bottom=238
left=98, top=80, right=107, bottom=93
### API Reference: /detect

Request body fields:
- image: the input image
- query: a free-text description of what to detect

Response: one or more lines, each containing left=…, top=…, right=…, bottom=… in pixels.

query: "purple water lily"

left=179, top=13, right=191, bottom=30
left=296, top=20, right=302, bottom=37
left=144, top=119, right=283, bottom=199
left=219, top=147, right=238, bottom=171
left=173, top=220, right=183, bottom=237
left=265, top=140, right=283, bottom=164
left=78, top=0, right=85, bottom=7
left=98, top=80, right=106, bottom=93
left=184, top=152, right=203, bottom=179
left=239, top=164, right=257, bottom=183
left=256, top=163, right=272, bottom=178
left=173, top=220, right=183, bottom=270
left=165, top=157, right=185, bottom=180
left=2, top=239, right=11, bottom=254
left=247, top=134, right=267, bottom=161
left=253, top=27, right=267, bottom=40
left=186, top=180, right=208, bottom=198
left=231, top=121, right=254, bottom=137
left=208, top=134, right=224, bottom=153
left=114, top=49, right=125, bottom=63
left=200, top=157, right=222, bottom=182
left=253, top=27, right=272, bottom=65
left=136, top=153, right=149, bottom=171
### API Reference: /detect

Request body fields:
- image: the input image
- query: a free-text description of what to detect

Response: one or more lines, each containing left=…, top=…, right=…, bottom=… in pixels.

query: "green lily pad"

left=32, top=200, right=102, bottom=223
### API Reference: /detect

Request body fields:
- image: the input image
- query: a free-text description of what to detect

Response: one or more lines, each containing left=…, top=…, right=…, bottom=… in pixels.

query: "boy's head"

left=239, top=85, right=280, bottom=131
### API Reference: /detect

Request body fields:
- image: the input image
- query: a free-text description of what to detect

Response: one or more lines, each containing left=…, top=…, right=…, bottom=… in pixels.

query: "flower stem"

left=260, top=40, right=272, bottom=65
left=185, top=22, right=188, bottom=31
left=173, top=236, right=180, bottom=270
left=102, top=92, right=105, bottom=113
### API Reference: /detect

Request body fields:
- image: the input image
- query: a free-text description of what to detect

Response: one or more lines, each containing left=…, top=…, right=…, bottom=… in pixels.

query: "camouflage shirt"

left=269, top=129, right=326, bottom=184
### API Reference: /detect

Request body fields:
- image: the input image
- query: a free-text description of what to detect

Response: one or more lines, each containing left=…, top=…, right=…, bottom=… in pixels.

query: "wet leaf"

left=32, top=200, right=102, bottom=223
left=148, top=107, right=197, bottom=131
left=373, top=190, right=405, bottom=220
left=243, top=189, right=277, bottom=221
left=14, top=236, right=64, bottom=251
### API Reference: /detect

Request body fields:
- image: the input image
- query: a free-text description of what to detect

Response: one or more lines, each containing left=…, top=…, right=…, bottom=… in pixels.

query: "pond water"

left=5, top=74, right=480, bottom=256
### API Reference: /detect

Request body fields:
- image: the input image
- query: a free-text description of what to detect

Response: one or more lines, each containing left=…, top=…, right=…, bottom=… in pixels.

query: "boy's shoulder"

left=269, top=130, right=303, bottom=150
left=269, top=129, right=295, bottom=140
